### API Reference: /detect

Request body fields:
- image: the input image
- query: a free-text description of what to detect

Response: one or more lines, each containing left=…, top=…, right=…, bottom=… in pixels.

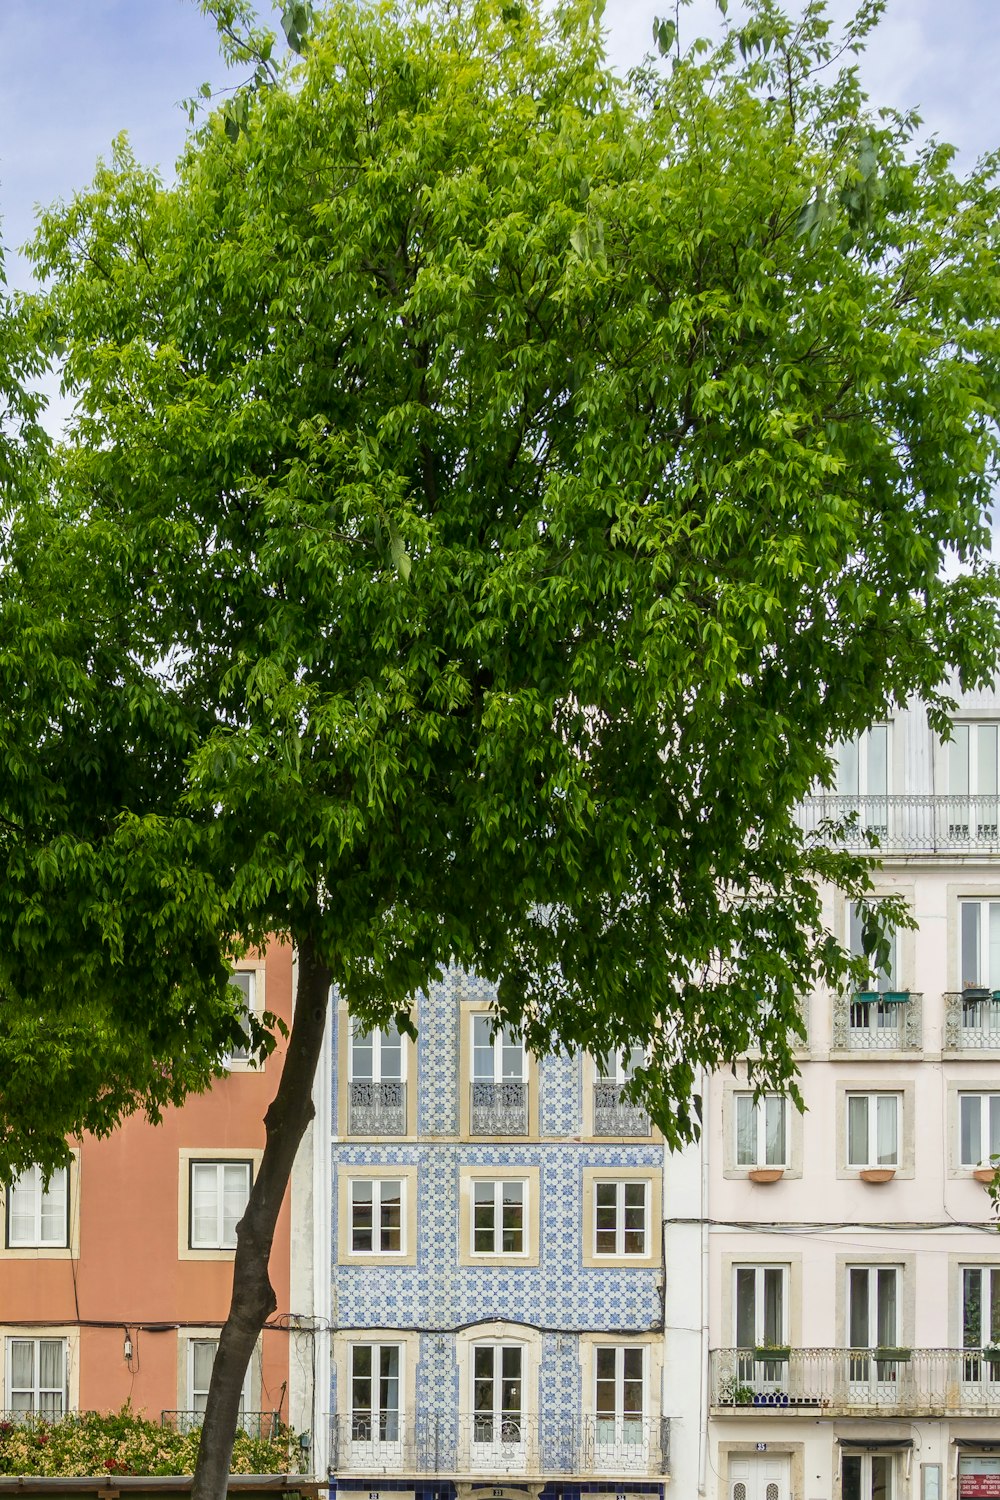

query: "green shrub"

left=0, top=1407, right=298, bottom=1476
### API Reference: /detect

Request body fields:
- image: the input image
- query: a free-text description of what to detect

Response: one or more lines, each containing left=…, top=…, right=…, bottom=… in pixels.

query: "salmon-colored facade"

left=0, top=941, right=294, bottom=1430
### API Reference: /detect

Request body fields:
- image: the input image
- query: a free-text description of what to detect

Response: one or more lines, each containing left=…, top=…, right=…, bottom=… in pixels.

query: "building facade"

left=0, top=940, right=302, bottom=1440
left=665, top=686, right=1000, bottom=1500
left=325, top=967, right=669, bottom=1500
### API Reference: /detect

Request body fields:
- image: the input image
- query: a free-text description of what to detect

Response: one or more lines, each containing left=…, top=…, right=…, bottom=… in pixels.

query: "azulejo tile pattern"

left=331, top=970, right=663, bottom=1460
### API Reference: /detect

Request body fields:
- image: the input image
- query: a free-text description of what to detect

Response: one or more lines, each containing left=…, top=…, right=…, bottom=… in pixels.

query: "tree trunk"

left=191, top=932, right=332, bottom=1500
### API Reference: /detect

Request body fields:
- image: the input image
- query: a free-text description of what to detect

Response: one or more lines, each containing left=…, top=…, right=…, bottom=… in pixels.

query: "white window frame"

left=349, top=1341, right=403, bottom=1443
left=471, top=1179, right=527, bottom=1258
left=6, top=1167, right=69, bottom=1249
left=849, top=901, right=900, bottom=993
left=188, top=1337, right=250, bottom=1420
left=598, top=1047, right=645, bottom=1084
left=846, top=1092, right=900, bottom=1169
left=471, top=1015, right=525, bottom=1082
left=6, top=1336, right=67, bottom=1417
left=593, top=1180, right=649, bottom=1258
left=470, top=1341, right=524, bottom=1448
left=349, top=1178, right=405, bottom=1256
left=593, top=1344, right=647, bottom=1458
left=734, top=1094, right=788, bottom=1168
left=960, top=1093, right=1000, bottom=1168
left=960, top=899, right=1000, bottom=993
left=962, top=1265, right=1000, bottom=1351
left=188, top=1160, right=252, bottom=1250
left=349, top=1020, right=406, bottom=1085
left=733, top=1264, right=788, bottom=1348
left=224, top=969, right=256, bottom=1066
left=838, top=726, right=890, bottom=797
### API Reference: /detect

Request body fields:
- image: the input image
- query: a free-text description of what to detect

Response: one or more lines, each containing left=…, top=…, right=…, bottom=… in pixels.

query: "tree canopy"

left=2, top=0, right=1000, bottom=1490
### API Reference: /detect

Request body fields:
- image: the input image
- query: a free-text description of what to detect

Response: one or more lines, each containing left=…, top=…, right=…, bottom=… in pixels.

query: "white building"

left=667, top=686, right=1000, bottom=1500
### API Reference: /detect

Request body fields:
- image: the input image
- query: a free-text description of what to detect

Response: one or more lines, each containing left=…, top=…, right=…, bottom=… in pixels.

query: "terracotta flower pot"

left=859, top=1167, right=895, bottom=1183
left=973, top=1167, right=997, bottom=1185
left=748, top=1167, right=784, bottom=1184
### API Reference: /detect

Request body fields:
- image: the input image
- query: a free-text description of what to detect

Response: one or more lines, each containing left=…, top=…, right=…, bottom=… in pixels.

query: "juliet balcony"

left=349, top=1080, right=407, bottom=1135
left=797, top=794, right=1000, bottom=855
left=470, top=1081, right=529, bottom=1135
left=329, top=1414, right=669, bottom=1479
left=944, top=992, right=1000, bottom=1051
left=832, top=992, right=922, bottom=1052
left=161, top=1410, right=281, bottom=1438
left=710, top=1348, right=1000, bottom=1417
left=593, top=1082, right=651, bottom=1137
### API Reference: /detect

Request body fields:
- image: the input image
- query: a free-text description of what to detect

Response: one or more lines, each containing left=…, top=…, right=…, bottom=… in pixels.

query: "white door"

left=729, top=1456, right=790, bottom=1500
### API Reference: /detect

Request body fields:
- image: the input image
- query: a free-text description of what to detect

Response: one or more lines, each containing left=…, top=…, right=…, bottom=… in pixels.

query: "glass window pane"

left=849, top=1269, right=869, bottom=1347
left=962, top=1096, right=982, bottom=1166
left=380, top=1182, right=402, bottom=1252
left=765, top=1097, right=786, bottom=1165
left=990, top=904, right=1000, bottom=992
left=979, top=725, right=998, bottom=798
left=964, top=1268, right=983, bottom=1347
left=877, top=1269, right=897, bottom=1346
left=842, top=1455, right=862, bottom=1500
left=839, top=736, right=860, bottom=796
left=379, top=1025, right=402, bottom=1082
left=951, top=725, right=971, bottom=798
left=867, top=726, right=888, bottom=796
left=991, top=1270, right=1000, bottom=1346
left=500, top=1029, right=523, bottom=1080
left=735, top=1096, right=756, bottom=1165
left=963, top=902, right=981, bottom=988
left=763, top=1269, right=784, bottom=1345
left=848, top=1096, right=869, bottom=1165
left=351, top=1026, right=374, bottom=1081
left=735, top=1269, right=756, bottom=1347
left=876, top=1097, right=898, bottom=1166
left=473, top=1017, right=494, bottom=1079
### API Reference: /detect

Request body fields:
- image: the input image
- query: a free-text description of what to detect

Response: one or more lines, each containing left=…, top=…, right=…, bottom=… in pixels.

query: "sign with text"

left=960, top=1458, right=1000, bottom=1498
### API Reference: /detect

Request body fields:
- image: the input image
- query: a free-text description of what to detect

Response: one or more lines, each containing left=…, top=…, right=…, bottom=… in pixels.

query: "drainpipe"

left=698, top=1069, right=710, bottom=1498
left=311, top=978, right=333, bottom=1482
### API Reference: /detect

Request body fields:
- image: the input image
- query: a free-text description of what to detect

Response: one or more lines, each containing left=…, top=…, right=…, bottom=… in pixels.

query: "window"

left=6, top=1167, right=68, bottom=1249
left=838, top=726, right=889, bottom=798
left=7, top=1338, right=66, bottom=1417
left=226, top=971, right=255, bottom=1064
left=960, top=900, right=1000, bottom=993
left=847, top=1094, right=899, bottom=1168
left=963, top=1266, right=1000, bottom=1351
left=189, top=1339, right=249, bottom=1421
left=848, top=1265, right=899, bottom=1350
left=960, top=1094, right=1000, bottom=1168
left=948, top=723, right=999, bottom=840
left=734, top=1266, right=786, bottom=1348
left=350, top=1343, right=401, bottom=1442
left=735, top=1095, right=787, bottom=1168
left=349, top=1020, right=406, bottom=1135
left=593, top=1049, right=650, bottom=1137
left=849, top=902, right=900, bottom=993
left=594, top=1345, right=645, bottom=1451
left=469, top=1015, right=528, bottom=1135
left=472, top=1344, right=522, bottom=1445
left=189, top=1160, right=252, bottom=1250
left=842, top=1452, right=895, bottom=1500
left=350, top=1179, right=403, bottom=1255
left=594, top=1181, right=648, bottom=1257
left=472, top=1181, right=525, bottom=1256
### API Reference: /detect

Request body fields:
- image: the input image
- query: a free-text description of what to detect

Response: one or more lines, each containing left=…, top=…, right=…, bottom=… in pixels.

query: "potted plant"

left=983, top=1345, right=1000, bottom=1378
left=854, top=990, right=879, bottom=1003
left=873, top=1346, right=911, bottom=1362
left=754, top=1344, right=791, bottom=1362
left=964, top=982, right=991, bottom=1000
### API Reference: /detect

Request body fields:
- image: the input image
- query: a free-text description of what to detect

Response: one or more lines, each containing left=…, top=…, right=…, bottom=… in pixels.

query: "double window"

left=350, top=1179, right=403, bottom=1255
left=847, top=1093, right=899, bottom=1169
left=7, top=1337, right=67, bottom=1417
left=469, top=1016, right=528, bottom=1135
left=349, top=1021, right=407, bottom=1135
left=960, top=1093, right=1000, bottom=1168
left=189, top=1160, right=252, bottom=1250
left=594, top=1346, right=645, bottom=1457
left=6, top=1167, right=69, bottom=1249
left=188, top=1338, right=250, bottom=1423
left=963, top=1266, right=1000, bottom=1352
left=947, top=722, right=999, bottom=840
left=735, top=1094, right=787, bottom=1169
left=472, top=1343, right=522, bottom=1446
left=734, top=1265, right=786, bottom=1349
left=593, top=1181, right=648, bottom=1257
left=351, top=1343, right=401, bottom=1443
left=473, top=1180, right=525, bottom=1256
left=842, top=1452, right=896, bottom=1500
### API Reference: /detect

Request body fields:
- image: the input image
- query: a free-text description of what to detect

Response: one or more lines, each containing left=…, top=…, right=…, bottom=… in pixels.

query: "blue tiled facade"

left=331, top=970, right=666, bottom=1498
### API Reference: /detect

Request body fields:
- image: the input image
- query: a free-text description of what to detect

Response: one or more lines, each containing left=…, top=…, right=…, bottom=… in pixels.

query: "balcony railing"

left=832, top=993, right=922, bottom=1051
left=329, top=1414, right=668, bottom=1477
left=944, top=993, right=1000, bottom=1051
left=710, top=1348, right=1000, bottom=1415
left=0, top=1405, right=69, bottom=1423
left=349, top=1080, right=407, bottom=1135
left=161, top=1410, right=281, bottom=1438
left=470, top=1081, right=528, bottom=1135
left=593, top=1082, right=651, bottom=1137
left=797, top=794, right=1000, bottom=854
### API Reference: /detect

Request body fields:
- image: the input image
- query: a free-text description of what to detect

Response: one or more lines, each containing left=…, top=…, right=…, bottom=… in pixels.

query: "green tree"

left=4, top=0, right=1000, bottom=1494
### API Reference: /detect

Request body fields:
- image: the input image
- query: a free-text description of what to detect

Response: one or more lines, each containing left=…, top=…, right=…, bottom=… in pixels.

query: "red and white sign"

left=960, top=1457, right=1000, bottom=1498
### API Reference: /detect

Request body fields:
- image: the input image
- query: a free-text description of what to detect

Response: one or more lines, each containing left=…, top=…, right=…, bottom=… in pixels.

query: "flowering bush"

left=0, top=1408, right=299, bottom=1476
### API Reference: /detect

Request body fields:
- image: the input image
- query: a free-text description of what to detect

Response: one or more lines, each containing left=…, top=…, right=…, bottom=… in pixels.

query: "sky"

left=1, top=0, right=998, bottom=299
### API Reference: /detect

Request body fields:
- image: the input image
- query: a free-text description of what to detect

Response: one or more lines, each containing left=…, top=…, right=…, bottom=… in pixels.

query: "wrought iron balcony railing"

left=349, top=1080, right=407, bottom=1135
left=329, top=1413, right=668, bottom=1477
left=470, top=1080, right=528, bottom=1135
left=944, top=992, right=1000, bottom=1051
left=0, top=1404, right=70, bottom=1423
left=593, top=1082, right=651, bottom=1137
left=797, top=794, right=1000, bottom=854
left=161, top=1410, right=281, bottom=1438
left=831, top=993, right=922, bottom=1052
left=711, top=1348, right=1000, bottom=1415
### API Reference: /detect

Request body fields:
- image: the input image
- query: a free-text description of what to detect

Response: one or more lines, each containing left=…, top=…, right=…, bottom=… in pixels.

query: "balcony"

left=710, top=1348, right=1000, bottom=1416
left=329, top=1414, right=669, bottom=1478
left=470, top=1080, right=528, bottom=1135
left=593, top=1082, right=651, bottom=1137
left=348, top=1080, right=407, bottom=1135
left=832, top=993, right=921, bottom=1052
left=945, top=993, right=1000, bottom=1051
left=797, top=794, right=1000, bottom=854
left=161, top=1410, right=281, bottom=1438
